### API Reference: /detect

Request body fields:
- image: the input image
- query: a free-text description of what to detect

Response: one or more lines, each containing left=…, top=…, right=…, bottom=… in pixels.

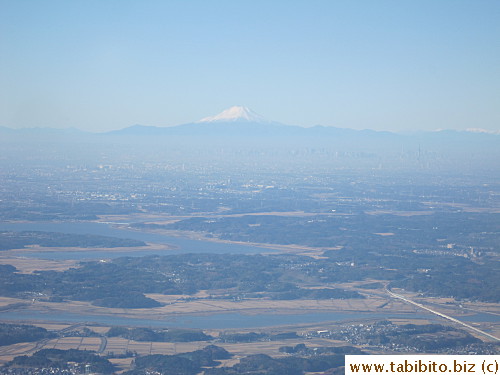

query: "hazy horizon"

left=1, top=104, right=500, bottom=135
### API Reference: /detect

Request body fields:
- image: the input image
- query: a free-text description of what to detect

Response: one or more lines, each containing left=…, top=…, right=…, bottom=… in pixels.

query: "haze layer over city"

left=0, top=1, right=499, bottom=374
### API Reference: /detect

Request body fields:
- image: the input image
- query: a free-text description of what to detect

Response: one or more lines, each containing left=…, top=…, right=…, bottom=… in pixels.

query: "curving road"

left=97, top=335, right=107, bottom=354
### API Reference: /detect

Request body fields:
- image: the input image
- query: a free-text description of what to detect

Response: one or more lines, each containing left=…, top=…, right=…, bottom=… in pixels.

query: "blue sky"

left=1, top=0, right=499, bottom=132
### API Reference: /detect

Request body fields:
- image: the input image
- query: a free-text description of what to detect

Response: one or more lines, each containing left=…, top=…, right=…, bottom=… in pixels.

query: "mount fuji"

left=198, top=106, right=268, bottom=123
left=108, top=106, right=295, bottom=137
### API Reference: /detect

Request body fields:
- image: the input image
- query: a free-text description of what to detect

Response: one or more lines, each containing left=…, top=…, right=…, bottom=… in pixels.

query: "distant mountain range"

left=1, top=106, right=498, bottom=140
left=1, top=106, right=498, bottom=171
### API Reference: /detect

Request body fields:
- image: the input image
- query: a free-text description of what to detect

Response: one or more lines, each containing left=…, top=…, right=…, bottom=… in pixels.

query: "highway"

left=386, top=287, right=500, bottom=342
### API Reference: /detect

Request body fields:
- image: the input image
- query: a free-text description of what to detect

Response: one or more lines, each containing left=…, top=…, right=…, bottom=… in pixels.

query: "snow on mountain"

left=465, top=128, right=500, bottom=135
left=198, top=106, right=268, bottom=123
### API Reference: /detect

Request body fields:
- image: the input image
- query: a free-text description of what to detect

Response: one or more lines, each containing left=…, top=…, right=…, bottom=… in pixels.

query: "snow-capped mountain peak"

left=198, top=106, right=267, bottom=123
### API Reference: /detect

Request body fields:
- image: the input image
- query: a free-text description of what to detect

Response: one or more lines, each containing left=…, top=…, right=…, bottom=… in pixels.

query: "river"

left=0, top=221, right=274, bottom=259
left=0, top=309, right=441, bottom=329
